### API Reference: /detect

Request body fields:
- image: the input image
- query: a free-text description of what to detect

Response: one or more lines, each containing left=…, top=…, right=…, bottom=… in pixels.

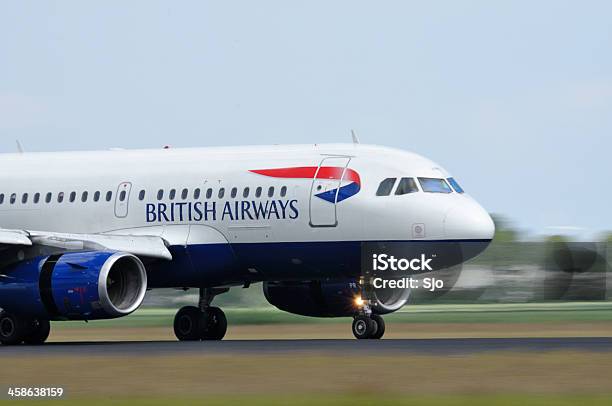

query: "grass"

left=3, top=395, right=612, bottom=406
left=54, top=302, right=612, bottom=328
left=45, top=302, right=612, bottom=341
left=4, top=352, right=612, bottom=403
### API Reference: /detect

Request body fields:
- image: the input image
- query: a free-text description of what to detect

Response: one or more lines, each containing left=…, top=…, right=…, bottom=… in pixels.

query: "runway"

left=3, top=337, right=612, bottom=356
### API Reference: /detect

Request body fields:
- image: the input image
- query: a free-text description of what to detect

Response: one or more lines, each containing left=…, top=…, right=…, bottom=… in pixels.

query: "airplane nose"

left=444, top=200, right=495, bottom=241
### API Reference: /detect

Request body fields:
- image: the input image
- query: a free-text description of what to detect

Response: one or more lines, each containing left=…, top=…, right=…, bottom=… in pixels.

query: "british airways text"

left=145, top=199, right=299, bottom=223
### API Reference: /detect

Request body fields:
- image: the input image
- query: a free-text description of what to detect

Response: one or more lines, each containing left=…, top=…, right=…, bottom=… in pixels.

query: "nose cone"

left=444, top=199, right=495, bottom=241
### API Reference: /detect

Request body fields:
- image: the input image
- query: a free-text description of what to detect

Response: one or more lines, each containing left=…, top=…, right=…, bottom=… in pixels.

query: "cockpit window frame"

left=447, top=177, right=465, bottom=194
left=418, top=177, right=453, bottom=194
left=395, top=177, right=419, bottom=195
left=376, top=178, right=397, bottom=196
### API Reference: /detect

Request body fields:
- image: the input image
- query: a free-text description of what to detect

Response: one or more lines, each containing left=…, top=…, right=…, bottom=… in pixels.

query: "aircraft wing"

left=0, top=228, right=172, bottom=260
left=0, top=229, right=33, bottom=246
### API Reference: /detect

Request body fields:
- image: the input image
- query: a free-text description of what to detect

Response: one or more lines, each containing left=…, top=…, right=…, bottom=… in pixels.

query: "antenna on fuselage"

left=15, top=140, right=24, bottom=154
left=351, top=129, right=360, bottom=144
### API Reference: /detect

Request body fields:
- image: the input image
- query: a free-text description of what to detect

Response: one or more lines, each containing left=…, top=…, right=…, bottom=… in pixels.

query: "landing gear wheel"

left=174, top=306, right=204, bottom=341
left=370, top=315, right=385, bottom=339
left=174, top=306, right=228, bottom=341
left=23, top=319, right=51, bottom=345
left=0, top=311, right=26, bottom=345
left=200, top=307, right=227, bottom=341
left=352, top=316, right=378, bottom=340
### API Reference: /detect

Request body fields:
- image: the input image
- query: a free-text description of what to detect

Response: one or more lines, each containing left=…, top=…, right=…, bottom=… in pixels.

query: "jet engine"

left=0, top=251, right=147, bottom=320
left=263, top=279, right=410, bottom=317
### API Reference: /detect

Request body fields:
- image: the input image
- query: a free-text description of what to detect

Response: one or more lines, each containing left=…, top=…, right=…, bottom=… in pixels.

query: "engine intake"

left=0, top=251, right=147, bottom=320
left=97, top=253, right=148, bottom=317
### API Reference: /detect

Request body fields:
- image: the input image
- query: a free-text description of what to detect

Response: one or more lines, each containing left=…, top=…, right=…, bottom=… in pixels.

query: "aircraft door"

left=114, top=182, right=132, bottom=218
left=309, top=156, right=351, bottom=227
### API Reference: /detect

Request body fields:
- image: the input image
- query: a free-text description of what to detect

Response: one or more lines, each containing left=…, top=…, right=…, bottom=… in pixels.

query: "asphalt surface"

left=2, top=337, right=612, bottom=356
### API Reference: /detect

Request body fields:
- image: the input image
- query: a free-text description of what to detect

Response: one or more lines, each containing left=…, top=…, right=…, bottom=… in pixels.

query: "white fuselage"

left=0, top=143, right=493, bottom=246
left=0, top=143, right=495, bottom=288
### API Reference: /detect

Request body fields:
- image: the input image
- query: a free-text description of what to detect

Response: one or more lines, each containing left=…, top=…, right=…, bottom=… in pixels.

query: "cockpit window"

left=395, top=178, right=418, bottom=195
left=447, top=178, right=464, bottom=193
left=376, top=178, right=397, bottom=196
left=418, top=177, right=452, bottom=193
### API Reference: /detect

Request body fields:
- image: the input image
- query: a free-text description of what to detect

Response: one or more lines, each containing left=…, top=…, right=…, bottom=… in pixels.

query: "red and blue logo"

left=250, top=167, right=361, bottom=203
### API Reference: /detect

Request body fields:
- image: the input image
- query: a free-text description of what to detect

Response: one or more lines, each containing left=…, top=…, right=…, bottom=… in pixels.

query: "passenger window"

left=45, top=193, right=52, bottom=203
left=0, top=194, right=4, bottom=204
left=395, top=178, right=419, bottom=195
left=81, top=191, right=88, bottom=202
left=231, top=187, right=237, bottom=198
left=194, top=188, right=201, bottom=199
left=268, top=186, right=274, bottom=198
left=57, top=192, right=64, bottom=203
left=255, top=187, right=262, bottom=198
left=119, top=190, right=127, bottom=202
left=418, top=178, right=452, bottom=193
left=376, top=178, right=396, bottom=196
left=243, top=187, right=250, bottom=198
left=181, top=188, right=188, bottom=200
left=69, top=192, right=76, bottom=202
left=447, top=178, right=465, bottom=194
left=34, top=193, right=40, bottom=204
left=280, top=186, right=287, bottom=197
left=157, top=189, right=164, bottom=200
left=94, top=191, right=100, bottom=202
left=139, top=190, right=145, bottom=201
left=169, top=189, right=176, bottom=200
left=106, top=191, right=112, bottom=202
left=206, top=188, right=213, bottom=199
left=218, top=188, right=225, bottom=199
left=22, top=193, right=28, bottom=204
left=10, top=193, right=16, bottom=204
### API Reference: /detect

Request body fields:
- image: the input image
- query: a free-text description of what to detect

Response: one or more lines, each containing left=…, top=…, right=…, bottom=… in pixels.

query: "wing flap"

left=28, top=231, right=173, bottom=260
left=0, top=228, right=172, bottom=260
left=0, top=229, right=32, bottom=246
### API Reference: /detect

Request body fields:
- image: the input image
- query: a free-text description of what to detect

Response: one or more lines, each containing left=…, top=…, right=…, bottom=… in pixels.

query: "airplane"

left=0, top=143, right=494, bottom=344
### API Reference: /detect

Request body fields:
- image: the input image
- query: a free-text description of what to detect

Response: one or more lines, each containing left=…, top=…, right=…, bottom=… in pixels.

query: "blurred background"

left=1, top=2, right=612, bottom=404
left=1, top=1, right=611, bottom=238
left=142, top=216, right=612, bottom=308
left=0, top=0, right=612, bottom=340
left=1, top=0, right=611, bottom=342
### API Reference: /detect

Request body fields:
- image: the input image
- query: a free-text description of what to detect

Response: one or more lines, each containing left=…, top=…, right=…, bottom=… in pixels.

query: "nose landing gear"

left=352, top=275, right=386, bottom=339
left=173, top=288, right=229, bottom=341
left=352, top=313, right=385, bottom=339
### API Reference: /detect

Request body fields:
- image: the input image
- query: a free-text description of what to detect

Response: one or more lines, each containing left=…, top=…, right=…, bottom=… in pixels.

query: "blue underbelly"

left=145, top=239, right=491, bottom=288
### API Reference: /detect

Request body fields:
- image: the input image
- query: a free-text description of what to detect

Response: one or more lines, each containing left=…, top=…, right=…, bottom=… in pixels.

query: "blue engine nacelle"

left=0, top=251, right=147, bottom=320
left=263, top=279, right=411, bottom=317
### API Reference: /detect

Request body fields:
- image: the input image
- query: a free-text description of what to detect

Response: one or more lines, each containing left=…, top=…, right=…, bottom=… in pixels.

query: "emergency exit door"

left=114, top=182, right=132, bottom=218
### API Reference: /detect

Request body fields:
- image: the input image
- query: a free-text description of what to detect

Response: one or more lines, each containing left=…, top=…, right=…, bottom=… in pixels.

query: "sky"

left=0, top=1, right=611, bottom=238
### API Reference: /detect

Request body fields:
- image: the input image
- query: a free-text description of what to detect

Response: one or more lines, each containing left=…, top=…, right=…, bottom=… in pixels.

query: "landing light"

left=354, top=296, right=364, bottom=307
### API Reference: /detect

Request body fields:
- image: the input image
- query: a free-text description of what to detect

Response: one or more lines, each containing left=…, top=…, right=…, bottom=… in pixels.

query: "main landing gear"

left=173, top=288, right=229, bottom=341
left=0, top=311, right=51, bottom=345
